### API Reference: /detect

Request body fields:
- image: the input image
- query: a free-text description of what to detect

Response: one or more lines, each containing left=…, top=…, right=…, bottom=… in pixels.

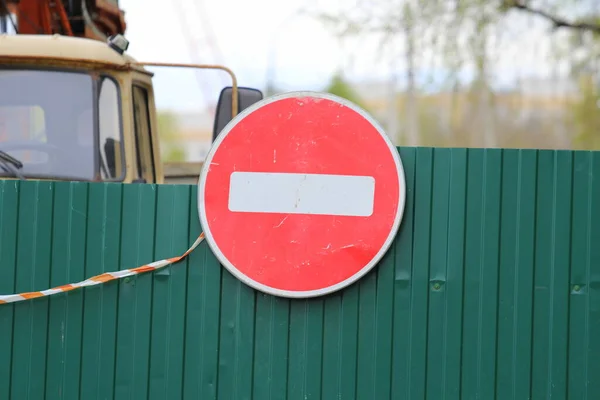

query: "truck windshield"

left=0, top=69, right=123, bottom=181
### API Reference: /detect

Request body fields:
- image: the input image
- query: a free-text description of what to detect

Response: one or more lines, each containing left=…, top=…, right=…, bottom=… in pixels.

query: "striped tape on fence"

left=0, top=233, right=205, bottom=305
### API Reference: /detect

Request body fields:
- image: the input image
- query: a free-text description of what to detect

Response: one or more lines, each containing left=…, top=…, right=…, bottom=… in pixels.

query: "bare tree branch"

left=504, top=0, right=600, bottom=34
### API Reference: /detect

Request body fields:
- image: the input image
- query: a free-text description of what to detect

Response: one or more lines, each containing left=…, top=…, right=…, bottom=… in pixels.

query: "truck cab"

left=0, top=33, right=263, bottom=184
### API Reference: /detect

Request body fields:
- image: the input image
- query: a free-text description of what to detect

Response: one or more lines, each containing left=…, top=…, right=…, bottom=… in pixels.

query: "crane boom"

left=1, top=0, right=126, bottom=39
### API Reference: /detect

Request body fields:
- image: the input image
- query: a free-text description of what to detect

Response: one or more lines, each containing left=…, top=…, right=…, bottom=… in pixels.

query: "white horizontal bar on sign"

left=228, top=171, right=375, bottom=217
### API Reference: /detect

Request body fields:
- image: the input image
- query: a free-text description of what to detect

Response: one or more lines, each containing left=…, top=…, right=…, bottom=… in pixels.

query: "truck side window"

left=132, top=85, right=155, bottom=182
left=98, top=77, right=124, bottom=179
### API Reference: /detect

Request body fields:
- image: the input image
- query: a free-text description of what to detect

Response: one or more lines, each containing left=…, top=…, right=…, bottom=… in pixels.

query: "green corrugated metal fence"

left=0, top=147, right=599, bottom=399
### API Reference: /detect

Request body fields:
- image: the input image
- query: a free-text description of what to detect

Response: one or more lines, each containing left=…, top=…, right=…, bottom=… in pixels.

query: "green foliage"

left=157, top=111, right=178, bottom=139
left=157, top=110, right=186, bottom=162
left=572, top=76, right=600, bottom=148
left=165, top=147, right=186, bottom=162
left=324, top=73, right=367, bottom=110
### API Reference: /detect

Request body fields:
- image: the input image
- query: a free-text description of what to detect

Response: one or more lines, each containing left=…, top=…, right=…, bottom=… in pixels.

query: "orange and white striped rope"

left=0, top=232, right=205, bottom=305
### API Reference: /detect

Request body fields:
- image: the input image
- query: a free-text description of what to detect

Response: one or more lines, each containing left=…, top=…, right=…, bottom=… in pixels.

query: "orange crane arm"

left=4, top=0, right=125, bottom=39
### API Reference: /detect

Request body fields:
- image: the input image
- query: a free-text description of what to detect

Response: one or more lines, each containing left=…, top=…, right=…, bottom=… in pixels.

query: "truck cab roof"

left=0, top=34, right=150, bottom=74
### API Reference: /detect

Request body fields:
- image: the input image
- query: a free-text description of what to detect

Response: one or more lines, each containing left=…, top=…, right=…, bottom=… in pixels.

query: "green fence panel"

left=0, top=147, right=599, bottom=399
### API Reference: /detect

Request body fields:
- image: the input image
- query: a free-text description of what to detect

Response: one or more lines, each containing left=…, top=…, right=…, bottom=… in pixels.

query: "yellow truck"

left=0, top=32, right=263, bottom=184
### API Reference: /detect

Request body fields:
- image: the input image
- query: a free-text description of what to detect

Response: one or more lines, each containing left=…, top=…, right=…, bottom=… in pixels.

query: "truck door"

left=132, top=84, right=156, bottom=183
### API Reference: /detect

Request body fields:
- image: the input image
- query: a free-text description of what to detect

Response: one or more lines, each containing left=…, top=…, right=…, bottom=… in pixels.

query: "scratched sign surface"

left=198, top=91, right=406, bottom=298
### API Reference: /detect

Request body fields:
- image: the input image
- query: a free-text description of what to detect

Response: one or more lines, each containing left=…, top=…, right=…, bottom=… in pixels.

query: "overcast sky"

left=119, top=0, right=556, bottom=112
left=119, top=0, right=350, bottom=111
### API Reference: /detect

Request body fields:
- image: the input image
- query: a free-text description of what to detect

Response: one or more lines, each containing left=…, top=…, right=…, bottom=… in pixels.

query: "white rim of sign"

left=197, top=91, right=406, bottom=298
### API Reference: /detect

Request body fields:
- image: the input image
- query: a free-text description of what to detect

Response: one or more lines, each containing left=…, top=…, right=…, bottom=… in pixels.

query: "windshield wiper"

left=0, top=150, right=25, bottom=180
left=0, top=150, right=23, bottom=169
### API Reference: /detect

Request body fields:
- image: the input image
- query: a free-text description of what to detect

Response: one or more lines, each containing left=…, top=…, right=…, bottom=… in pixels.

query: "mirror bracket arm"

left=129, top=62, right=239, bottom=120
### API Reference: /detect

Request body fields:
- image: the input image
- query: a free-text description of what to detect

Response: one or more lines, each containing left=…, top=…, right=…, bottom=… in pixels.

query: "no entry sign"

left=198, top=91, right=405, bottom=298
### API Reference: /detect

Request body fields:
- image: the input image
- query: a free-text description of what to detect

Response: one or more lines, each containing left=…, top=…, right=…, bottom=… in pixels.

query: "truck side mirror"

left=212, top=86, right=263, bottom=142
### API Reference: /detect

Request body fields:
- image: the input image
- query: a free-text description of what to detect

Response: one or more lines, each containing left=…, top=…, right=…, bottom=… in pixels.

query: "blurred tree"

left=572, top=75, right=600, bottom=148
left=324, top=72, right=367, bottom=109
left=306, top=0, right=600, bottom=149
left=165, top=147, right=186, bottom=162
left=501, top=1, right=600, bottom=33
left=157, top=111, right=186, bottom=162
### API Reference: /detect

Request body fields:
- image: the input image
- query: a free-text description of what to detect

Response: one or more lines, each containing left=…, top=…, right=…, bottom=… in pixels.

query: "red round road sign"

left=198, top=91, right=405, bottom=298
